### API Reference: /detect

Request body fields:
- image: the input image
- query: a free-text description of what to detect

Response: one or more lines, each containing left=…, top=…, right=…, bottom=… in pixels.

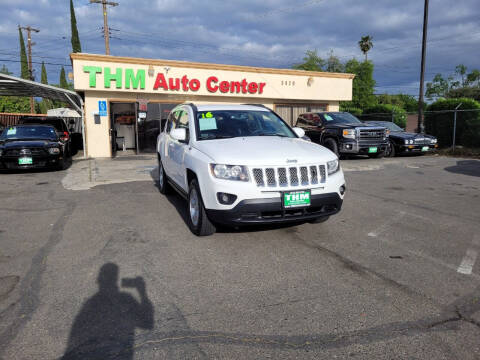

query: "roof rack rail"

left=241, top=103, right=270, bottom=109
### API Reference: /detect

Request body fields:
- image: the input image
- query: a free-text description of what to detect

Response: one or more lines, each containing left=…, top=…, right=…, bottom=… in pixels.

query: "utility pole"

left=90, top=0, right=118, bottom=55
left=20, top=25, right=40, bottom=113
left=417, top=0, right=429, bottom=133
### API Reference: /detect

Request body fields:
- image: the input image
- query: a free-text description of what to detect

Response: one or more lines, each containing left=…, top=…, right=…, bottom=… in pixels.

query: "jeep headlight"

left=342, top=129, right=356, bottom=139
left=48, top=147, right=60, bottom=154
left=327, top=159, right=339, bottom=175
left=210, top=164, right=249, bottom=181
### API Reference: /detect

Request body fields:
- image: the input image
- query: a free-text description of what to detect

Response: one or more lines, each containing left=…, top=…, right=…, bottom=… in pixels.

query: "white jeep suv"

left=157, top=103, right=346, bottom=236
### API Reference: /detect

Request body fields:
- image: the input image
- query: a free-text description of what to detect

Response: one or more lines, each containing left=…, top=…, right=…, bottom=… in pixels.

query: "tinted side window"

left=296, top=115, right=307, bottom=127
left=165, top=111, right=177, bottom=133
left=312, top=114, right=322, bottom=126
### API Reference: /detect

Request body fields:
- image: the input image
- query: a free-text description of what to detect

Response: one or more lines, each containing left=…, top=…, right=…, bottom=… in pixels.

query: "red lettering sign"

left=153, top=73, right=266, bottom=94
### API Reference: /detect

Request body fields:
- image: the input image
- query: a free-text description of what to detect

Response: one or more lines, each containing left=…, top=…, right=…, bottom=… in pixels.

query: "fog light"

left=217, top=192, right=237, bottom=205
left=345, top=144, right=352, bottom=150
left=339, top=185, right=346, bottom=195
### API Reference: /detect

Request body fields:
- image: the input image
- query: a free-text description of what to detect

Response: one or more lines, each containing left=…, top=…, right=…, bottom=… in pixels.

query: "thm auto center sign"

left=83, top=66, right=266, bottom=94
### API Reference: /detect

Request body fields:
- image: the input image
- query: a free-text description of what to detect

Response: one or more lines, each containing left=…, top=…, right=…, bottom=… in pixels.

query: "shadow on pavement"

left=444, top=160, right=480, bottom=177
left=61, top=263, right=154, bottom=360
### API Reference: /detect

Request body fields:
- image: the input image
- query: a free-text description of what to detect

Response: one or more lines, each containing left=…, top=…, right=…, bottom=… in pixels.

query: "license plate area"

left=18, top=157, right=33, bottom=165
left=283, top=190, right=311, bottom=208
left=422, top=146, right=429, bottom=151
left=368, top=147, right=378, bottom=153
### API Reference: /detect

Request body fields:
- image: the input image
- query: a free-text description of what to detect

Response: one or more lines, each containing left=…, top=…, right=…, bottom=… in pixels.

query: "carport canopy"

left=0, top=73, right=86, bottom=158
left=0, top=73, right=82, bottom=112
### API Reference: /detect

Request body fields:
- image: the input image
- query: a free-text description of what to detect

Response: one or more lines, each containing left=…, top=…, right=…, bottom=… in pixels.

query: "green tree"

left=341, top=59, right=376, bottom=110
left=358, top=35, right=373, bottom=61
left=466, top=69, right=480, bottom=87
left=40, top=62, right=48, bottom=84
left=0, top=64, right=12, bottom=75
left=376, top=93, right=418, bottom=112
left=455, top=64, right=467, bottom=87
left=18, top=27, right=29, bottom=79
left=59, top=66, right=68, bottom=89
left=425, top=98, right=480, bottom=147
left=70, top=0, right=82, bottom=53
left=38, top=62, right=53, bottom=114
left=325, top=50, right=344, bottom=73
left=292, top=50, right=325, bottom=71
left=362, top=104, right=407, bottom=128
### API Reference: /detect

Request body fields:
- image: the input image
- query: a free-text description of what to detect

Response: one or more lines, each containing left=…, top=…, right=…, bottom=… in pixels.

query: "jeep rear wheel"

left=158, top=159, right=171, bottom=194
left=188, top=179, right=216, bottom=236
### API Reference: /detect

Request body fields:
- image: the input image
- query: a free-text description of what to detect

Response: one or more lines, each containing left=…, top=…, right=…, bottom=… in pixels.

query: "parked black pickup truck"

left=295, top=112, right=389, bottom=158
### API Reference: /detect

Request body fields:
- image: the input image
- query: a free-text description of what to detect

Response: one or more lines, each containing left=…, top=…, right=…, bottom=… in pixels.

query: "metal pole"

left=90, top=0, right=118, bottom=55
left=103, top=2, right=110, bottom=55
left=452, top=103, right=462, bottom=151
left=417, top=0, right=429, bottom=133
left=21, top=26, right=40, bottom=113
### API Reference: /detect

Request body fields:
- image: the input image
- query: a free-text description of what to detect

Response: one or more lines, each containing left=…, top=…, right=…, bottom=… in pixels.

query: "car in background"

left=0, top=125, right=71, bottom=170
left=363, top=121, right=438, bottom=157
left=295, top=112, right=389, bottom=158
left=18, top=116, right=74, bottom=156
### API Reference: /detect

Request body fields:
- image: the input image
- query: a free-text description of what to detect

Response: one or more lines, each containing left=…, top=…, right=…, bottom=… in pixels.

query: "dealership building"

left=71, top=53, right=354, bottom=158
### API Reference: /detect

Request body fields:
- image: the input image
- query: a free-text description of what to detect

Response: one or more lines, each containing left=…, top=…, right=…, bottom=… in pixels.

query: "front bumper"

left=0, top=155, right=62, bottom=170
left=206, top=192, right=343, bottom=225
left=339, top=139, right=389, bottom=154
left=399, top=144, right=438, bottom=153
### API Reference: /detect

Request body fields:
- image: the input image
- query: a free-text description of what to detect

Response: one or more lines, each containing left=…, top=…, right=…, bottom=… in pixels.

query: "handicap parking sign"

left=98, top=100, right=107, bottom=116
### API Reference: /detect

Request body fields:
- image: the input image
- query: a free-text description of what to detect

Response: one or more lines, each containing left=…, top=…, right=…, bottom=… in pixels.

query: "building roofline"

left=70, top=53, right=355, bottom=79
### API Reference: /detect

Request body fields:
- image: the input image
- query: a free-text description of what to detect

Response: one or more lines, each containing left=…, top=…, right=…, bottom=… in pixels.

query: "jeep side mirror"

left=293, top=127, right=305, bottom=138
left=170, top=128, right=187, bottom=142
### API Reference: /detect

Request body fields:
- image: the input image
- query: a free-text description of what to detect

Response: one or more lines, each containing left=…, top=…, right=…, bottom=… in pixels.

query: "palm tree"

left=358, top=35, right=373, bottom=61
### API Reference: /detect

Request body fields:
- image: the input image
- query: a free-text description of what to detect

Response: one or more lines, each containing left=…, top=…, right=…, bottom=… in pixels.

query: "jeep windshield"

left=196, top=110, right=296, bottom=140
left=0, top=125, right=58, bottom=141
left=321, top=112, right=363, bottom=125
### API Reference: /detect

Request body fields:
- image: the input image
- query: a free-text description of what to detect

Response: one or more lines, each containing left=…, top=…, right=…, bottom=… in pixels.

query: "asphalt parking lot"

left=0, top=154, right=479, bottom=359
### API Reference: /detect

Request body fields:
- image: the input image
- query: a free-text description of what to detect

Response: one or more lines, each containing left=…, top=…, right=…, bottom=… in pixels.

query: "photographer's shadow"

left=62, top=263, right=154, bottom=360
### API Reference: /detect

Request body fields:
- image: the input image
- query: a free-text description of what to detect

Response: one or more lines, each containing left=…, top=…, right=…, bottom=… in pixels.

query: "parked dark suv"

left=295, top=112, right=389, bottom=158
left=18, top=117, right=73, bottom=156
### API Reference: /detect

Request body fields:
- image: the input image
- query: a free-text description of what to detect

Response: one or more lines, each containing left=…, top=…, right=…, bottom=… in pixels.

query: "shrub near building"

left=425, top=98, right=480, bottom=148
left=361, top=104, right=407, bottom=129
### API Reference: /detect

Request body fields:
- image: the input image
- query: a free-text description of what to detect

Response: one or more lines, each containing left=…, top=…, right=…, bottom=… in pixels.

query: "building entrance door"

left=137, top=102, right=179, bottom=153
left=110, top=102, right=137, bottom=156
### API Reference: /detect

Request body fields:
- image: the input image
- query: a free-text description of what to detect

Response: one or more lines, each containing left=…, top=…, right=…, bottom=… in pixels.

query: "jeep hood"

left=193, top=136, right=337, bottom=166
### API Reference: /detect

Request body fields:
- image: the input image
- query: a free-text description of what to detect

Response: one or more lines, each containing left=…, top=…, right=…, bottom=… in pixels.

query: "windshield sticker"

left=7, top=128, right=16, bottom=135
left=324, top=114, right=333, bottom=121
left=199, top=117, right=217, bottom=131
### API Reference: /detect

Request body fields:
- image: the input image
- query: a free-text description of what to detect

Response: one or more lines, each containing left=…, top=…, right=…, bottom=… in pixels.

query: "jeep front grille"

left=252, top=165, right=326, bottom=188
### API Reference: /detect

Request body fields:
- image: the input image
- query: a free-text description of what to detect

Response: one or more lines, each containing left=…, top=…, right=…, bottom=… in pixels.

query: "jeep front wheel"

left=188, top=179, right=216, bottom=236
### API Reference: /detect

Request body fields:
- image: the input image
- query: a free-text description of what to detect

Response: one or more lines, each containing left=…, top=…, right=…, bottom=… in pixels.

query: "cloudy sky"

left=1, top=0, right=479, bottom=97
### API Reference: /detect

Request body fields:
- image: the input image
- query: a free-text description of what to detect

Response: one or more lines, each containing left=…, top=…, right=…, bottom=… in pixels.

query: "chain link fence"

left=358, top=109, right=480, bottom=149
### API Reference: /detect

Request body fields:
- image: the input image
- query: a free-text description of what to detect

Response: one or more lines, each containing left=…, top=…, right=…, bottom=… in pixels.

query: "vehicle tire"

left=188, top=179, right=216, bottom=236
left=158, top=158, right=171, bottom=195
left=385, top=141, right=396, bottom=157
left=323, top=138, right=339, bottom=157
left=368, top=150, right=385, bottom=159
left=308, top=216, right=330, bottom=224
left=57, top=154, right=70, bottom=171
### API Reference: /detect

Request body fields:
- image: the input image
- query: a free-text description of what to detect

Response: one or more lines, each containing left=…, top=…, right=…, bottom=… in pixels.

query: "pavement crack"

left=0, top=193, right=77, bottom=358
